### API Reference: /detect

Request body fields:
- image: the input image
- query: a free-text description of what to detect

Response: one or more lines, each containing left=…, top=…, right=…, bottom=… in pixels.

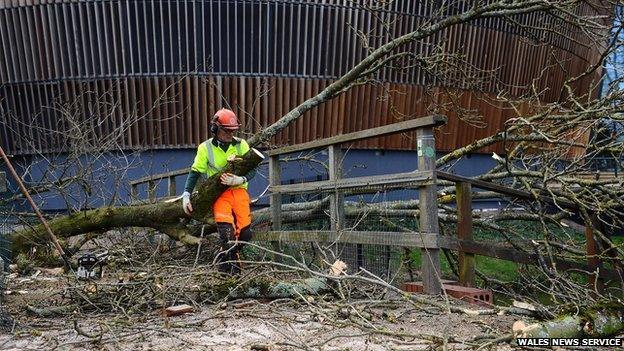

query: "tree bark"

left=12, top=149, right=264, bottom=253
left=513, top=305, right=624, bottom=338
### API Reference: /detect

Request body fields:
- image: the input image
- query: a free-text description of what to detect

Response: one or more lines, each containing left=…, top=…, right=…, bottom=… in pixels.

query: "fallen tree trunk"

left=513, top=304, right=624, bottom=338
left=12, top=149, right=265, bottom=253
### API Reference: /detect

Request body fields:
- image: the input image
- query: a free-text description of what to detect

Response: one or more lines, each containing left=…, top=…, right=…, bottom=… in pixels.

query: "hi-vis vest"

left=191, top=137, right=250, bottom=189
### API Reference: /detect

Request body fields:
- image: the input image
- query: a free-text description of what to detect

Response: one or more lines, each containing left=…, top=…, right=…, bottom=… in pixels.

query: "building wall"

left=0, top=0, right=607, bottom=156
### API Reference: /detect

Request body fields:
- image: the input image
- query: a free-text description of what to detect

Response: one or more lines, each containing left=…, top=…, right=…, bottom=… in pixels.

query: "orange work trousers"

left=212, top=188, right=251, bottom=237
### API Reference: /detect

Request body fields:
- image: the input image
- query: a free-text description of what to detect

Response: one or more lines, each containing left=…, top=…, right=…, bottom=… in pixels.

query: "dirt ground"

left=0, top=268, right=523, bottom=351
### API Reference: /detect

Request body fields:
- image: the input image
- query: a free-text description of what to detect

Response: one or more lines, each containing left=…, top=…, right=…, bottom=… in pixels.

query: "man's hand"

left=220, top=173, right=246, bottom=186
left=182, top=191, right=193, bottom=215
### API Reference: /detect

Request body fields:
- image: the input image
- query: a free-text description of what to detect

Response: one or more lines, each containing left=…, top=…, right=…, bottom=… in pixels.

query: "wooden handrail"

left=256, top=230, right=439, bottom=248
left=269, top=170, right=434, bottom=195
left=436, top=171, right=580, bottom=210
left=129, top=168, right=189, bottom=186
left=265, top=115, right=447, bottom=156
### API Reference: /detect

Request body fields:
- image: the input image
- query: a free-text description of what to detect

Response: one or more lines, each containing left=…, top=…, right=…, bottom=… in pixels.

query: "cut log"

left=514, top=315, right=584, bottom=339
left=513, top=304, right=624, bottom=339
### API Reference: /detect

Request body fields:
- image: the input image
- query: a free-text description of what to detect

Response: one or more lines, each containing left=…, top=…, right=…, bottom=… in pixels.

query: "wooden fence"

left=258, top=115, right=447, bottom=294
left=129, top=168, right=187, bottom=204
left=435, top=171, right=621, bottom=289
left=130, top=115, right=621, bottom=295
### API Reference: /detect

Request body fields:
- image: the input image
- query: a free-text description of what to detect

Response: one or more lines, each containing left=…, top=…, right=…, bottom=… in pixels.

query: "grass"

left=408, top=248, right=520, bottom=283
left=406, top=220, right=566, bottom=283
left=409, top=219, right=624, bottom=285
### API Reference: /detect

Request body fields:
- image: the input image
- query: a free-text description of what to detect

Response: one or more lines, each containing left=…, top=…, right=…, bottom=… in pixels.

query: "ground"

left=0, top=267, right=523, bottom=351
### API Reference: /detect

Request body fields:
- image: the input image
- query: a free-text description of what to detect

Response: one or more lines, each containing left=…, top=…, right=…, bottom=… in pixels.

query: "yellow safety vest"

left=191, top=137, right=250, bottom=189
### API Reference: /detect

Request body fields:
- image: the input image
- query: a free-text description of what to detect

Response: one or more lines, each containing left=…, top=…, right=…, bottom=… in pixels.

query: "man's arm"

left=182, top=145, right=209, bottom=214
left=241, top=168, right=256, bottom=183
left=182, top=170, right=201, bottom=214
left=184, top=144, right=210, bottom=193
left=184, top=170, right=202, bottom=193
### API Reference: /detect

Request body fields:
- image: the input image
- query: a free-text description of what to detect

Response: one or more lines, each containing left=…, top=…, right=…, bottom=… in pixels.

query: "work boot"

left=229, top=225, right=252, bottom=275
left=228, top=246, right=242, bottom=275
left=216, top=222, right=236, bottom=274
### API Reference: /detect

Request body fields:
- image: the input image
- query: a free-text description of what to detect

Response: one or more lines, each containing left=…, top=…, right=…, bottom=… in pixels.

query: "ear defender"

left=210, top=114, right=219, bottom=135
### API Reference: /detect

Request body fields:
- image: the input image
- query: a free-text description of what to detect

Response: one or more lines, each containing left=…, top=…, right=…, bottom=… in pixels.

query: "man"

left=182, top=108, right=255, bottom=273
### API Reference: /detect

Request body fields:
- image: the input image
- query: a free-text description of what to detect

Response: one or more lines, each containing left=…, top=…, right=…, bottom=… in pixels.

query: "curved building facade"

left=0, top=0, right=606, bottom=156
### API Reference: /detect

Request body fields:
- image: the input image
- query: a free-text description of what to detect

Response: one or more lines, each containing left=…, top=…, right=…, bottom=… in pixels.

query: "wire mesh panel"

left=255, top=188, right=420, bottom=284
left=342, top=190, right=418, bottom=283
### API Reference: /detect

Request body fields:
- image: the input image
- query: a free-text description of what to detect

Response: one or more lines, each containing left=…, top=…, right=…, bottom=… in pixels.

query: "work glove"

left=182, top=191, right=193, bottom=215
left=220, top=173, right=246, bottom=186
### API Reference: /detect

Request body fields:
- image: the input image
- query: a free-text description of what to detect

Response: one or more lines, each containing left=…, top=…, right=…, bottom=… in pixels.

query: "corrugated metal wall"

left=0, top=0, right=607, bottom=155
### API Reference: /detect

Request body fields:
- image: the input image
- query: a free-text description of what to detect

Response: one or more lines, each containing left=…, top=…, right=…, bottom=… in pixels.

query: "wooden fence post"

left=269, top=155, right=282, bottom=261
left=328, top=145, right=357, bottom=267
left=456, top=181, right=475, bottom=287
left=585, top=215, right=604, bottom=293
left=328, top=145, right=345, bottom=232
left=417, top=127, right=441, bottom=294
left=167, top=176, right=176, bottom=197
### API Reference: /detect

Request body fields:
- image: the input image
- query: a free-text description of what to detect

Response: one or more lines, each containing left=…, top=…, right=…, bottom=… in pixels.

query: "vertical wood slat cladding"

left=0, top=1, right=601, bottom=84
left=1, top=75, right=518, bottom=153
left=0, top=0, right=608, bottom=156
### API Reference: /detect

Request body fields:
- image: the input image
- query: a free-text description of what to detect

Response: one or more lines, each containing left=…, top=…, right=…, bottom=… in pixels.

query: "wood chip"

left=512, top=300, right=537, bottom=311
left=329, top=260, right=347, bottom=276
left=164, top=304, right=194, bottom=317
left=512, top=320, right=527, bottom=336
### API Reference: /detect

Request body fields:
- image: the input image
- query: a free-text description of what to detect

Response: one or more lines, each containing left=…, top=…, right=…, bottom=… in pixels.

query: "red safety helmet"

left=212, top=108, right=240, bottom=131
